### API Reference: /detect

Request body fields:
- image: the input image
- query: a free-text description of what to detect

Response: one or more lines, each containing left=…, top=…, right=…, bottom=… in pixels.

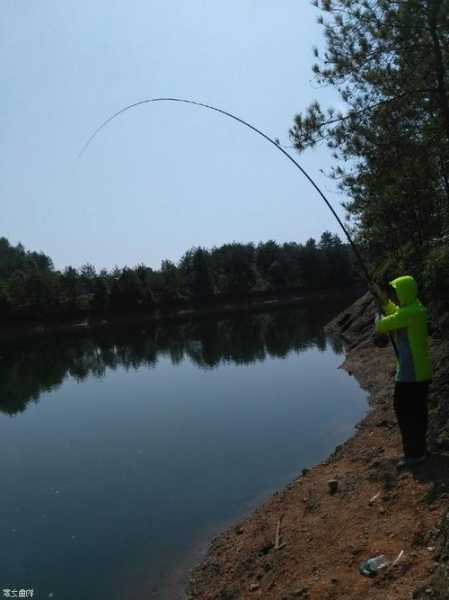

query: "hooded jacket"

left=375, top=275, right=432, bottom=382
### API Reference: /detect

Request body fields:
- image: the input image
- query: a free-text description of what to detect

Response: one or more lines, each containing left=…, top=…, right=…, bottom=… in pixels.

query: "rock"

left=328, top=479, right=339, bottom=494
left=249, top=583, right=259, bottom=591
left=283, top=586, right=309, bottom=598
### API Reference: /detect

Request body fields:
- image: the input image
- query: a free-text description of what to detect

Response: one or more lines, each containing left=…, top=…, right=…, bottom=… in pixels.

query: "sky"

left=1, top=1, right=347, bottom=272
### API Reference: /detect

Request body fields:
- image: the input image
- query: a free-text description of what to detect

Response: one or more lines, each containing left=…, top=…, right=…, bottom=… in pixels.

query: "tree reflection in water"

left=0, top=303, right=345, bottom=416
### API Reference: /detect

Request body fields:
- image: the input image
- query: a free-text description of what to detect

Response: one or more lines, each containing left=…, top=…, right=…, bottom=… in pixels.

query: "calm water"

left=0, top=301, right=367, bottom=599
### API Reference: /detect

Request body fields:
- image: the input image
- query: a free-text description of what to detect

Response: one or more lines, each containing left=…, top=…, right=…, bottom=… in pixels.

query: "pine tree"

left=290, top=0, right=449, bottom=258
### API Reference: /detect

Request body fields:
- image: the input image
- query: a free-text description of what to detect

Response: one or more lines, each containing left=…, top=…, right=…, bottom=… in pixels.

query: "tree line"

left=0, top=233, right=356, bottom=321
left=291, top=0, right=449, bottom=299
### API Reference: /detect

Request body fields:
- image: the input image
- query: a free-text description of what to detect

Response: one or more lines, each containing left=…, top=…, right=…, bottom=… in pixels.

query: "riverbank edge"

left=184, top=292, right=449, bottom=599
left=0, top=287, right=364, bottom=345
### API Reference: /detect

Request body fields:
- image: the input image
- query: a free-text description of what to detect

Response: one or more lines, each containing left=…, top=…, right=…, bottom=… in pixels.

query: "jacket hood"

left=389, top=275, right=418, bottom=306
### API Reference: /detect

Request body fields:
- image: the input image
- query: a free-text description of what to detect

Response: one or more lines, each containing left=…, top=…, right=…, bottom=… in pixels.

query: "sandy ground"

left=185, top=295, right=449, bottom=600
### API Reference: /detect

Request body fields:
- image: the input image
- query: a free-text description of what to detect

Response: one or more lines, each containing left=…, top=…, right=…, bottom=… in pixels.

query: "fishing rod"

left=79, top=97, right=389, bottom=318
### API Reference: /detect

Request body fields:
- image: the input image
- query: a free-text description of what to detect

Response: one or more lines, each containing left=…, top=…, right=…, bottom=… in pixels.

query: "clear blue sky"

left=2, top=1, right=346, bottom=272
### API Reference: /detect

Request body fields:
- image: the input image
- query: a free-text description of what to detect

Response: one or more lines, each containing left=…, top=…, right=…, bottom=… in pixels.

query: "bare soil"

left=186, top=293, right=449, bottom=600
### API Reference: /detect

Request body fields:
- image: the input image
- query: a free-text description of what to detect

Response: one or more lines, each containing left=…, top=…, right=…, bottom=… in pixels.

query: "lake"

left=0, top=299, right=367, bottom=599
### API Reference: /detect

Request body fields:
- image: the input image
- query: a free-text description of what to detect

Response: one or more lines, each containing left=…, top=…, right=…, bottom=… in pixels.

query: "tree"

left=28, top=251, right=54, bottom=273
left=158, top=260, right=183, bottom=304
left=319, top=232, right=353, bottom=286
left=91, top=274, right=109, bottom=313
left=0, top=281, right=12, bottom=315
left=80, top=263, right=97, bottom=295
left=256, top=240, right=281, bottom=281
left=192, top=249, right=214, bottom=299
left=281, top=242, right=304, bottom=288
left=179, top=248, right=214, bottom=300
left=134, top=264, right=156, bottom=308
left=110, top=268, right=144, bottom=312
left=298, top=238, right=323, bottom=289
left=210, top=243, right=256, bottom=296
left=26, top=271, right=57, bottom=315
left=267, top=260, right=288, bottom=289
left=290, top=0, right=449, bottom=261
left=61, top=267, right=81, bottom=308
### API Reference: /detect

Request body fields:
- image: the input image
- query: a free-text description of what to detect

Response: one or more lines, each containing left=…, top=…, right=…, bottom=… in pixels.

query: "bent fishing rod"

left=79, top=97, right=389, bottom=321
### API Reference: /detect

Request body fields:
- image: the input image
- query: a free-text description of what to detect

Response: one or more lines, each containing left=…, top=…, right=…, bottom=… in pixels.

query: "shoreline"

left=184, top=293, right=449, bottom=599
left=0, top=287, right=363, bottom=346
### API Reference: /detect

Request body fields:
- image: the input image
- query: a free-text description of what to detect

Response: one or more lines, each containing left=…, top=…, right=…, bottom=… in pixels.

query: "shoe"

left=397, top=454, right=428, bottom=468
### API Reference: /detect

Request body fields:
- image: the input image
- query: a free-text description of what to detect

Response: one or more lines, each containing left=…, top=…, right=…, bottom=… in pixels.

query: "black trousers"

left=393, top=381, right=430, bottom=458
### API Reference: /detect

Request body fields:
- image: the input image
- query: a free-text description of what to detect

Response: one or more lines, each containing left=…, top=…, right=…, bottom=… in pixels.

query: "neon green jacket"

left=375, top=275, right=432, bottom=382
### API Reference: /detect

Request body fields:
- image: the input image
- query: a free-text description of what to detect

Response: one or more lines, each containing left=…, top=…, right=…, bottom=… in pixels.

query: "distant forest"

left=0, top=233, right=357, bottom=321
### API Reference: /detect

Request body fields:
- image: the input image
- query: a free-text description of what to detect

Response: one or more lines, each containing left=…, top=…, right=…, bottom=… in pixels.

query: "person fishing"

left=373, top=276, right=432, bottom=468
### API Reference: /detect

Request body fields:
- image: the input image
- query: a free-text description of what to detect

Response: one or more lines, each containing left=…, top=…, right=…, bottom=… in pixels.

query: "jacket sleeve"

left=375, top=307, right=409, bottom=333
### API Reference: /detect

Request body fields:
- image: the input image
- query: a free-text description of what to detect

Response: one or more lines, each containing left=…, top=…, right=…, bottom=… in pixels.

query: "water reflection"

left=0, top=304, right=344, bottom=416
left=0, top=300, right=363, bottom=600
